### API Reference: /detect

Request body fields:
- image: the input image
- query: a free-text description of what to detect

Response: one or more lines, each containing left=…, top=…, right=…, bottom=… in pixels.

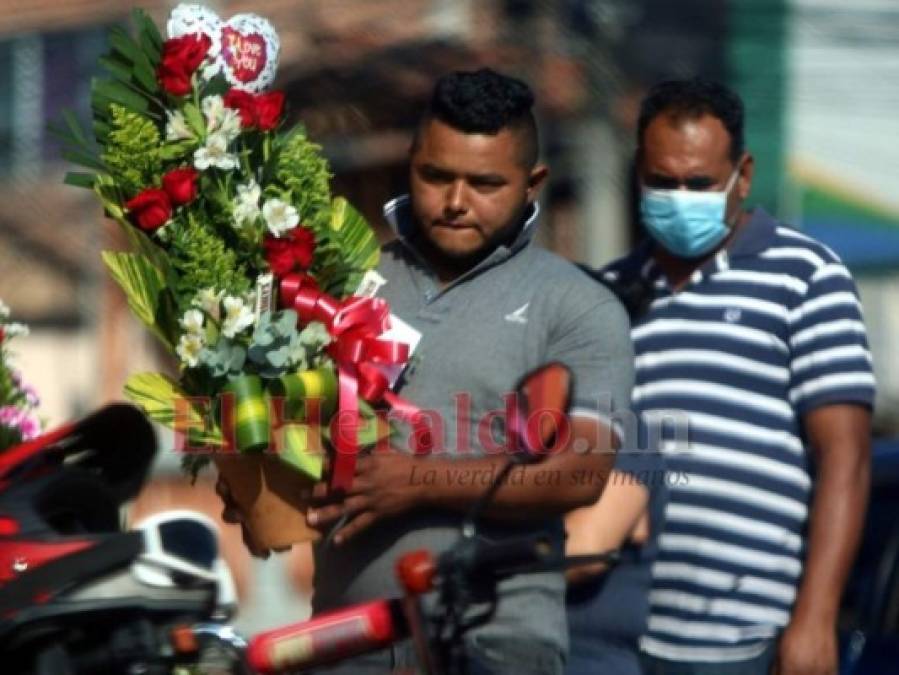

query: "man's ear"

left=527, top=163, right=550, bottom=201
left=737, top=152, right=755, bottom=201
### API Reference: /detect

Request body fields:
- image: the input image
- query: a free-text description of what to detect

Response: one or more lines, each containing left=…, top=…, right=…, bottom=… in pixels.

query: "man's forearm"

left=790, top=441, right=870, bottom=625
left=416, top=447, right=614, bottom=520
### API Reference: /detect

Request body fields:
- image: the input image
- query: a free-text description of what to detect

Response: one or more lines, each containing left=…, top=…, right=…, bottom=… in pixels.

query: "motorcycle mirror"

left=462, top=362, right=574, bottom=533
left=510, top=362, right=574, bottom=463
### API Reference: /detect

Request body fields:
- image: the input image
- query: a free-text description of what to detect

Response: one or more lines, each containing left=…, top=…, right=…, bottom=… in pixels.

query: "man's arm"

left=308, top=415, right=617, bottom=544
left=565, top=473, right=649, bottom=584
left=774, top=403, right=871, bottom=675
left=308, top=282, right=635, bottom=544
left=417, top=416, right=615, bottom=516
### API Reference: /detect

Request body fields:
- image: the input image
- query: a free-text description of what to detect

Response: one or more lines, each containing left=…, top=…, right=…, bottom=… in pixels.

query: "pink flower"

left=18, top=414, right=40, bottom=440
left=23, top=384, right=39, bottom=407
left=0, top=405, right=22, bottom=426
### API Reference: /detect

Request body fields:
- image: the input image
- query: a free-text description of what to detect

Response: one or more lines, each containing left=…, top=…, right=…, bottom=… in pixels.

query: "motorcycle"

left=0, top=404, right=248, bottom=674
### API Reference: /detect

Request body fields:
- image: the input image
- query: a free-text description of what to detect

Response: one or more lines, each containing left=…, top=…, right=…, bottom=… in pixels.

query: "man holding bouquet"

left=228, top=68, right=634, bottom=674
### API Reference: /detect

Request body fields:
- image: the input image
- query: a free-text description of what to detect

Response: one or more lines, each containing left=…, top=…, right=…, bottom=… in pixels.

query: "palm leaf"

left=124, top=372, right=222, bottom=446
left=64, top=172, right=97, bottom=189
left=133, top=8, right=163, bottom=60
left=329, top=197, right=380, bottom=272
left=101, top=250, right=173, bottom=350
left=124, top=371, right=190, bottom=427
left=278, top=424, right=324, bottom=480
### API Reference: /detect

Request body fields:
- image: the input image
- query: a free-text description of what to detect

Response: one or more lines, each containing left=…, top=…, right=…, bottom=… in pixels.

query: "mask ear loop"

left=723, top=163, right=742, bottom=194
left=722, top=161, right=744, bottom=228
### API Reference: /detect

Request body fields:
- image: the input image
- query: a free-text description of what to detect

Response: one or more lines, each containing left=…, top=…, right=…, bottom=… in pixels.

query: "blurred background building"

left=1, top=0, right=898, bottom=631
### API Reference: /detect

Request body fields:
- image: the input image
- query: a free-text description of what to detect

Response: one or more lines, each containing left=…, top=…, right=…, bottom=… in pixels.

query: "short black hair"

left=637, top=78, right=745, bottom=163
left=414, top=67, right=539, bottom=167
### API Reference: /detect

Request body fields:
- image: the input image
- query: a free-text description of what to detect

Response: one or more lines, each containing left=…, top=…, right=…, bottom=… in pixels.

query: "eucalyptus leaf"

left=267, top=346, right=291, bottom=368
left=199, top=338, right=247, bottom=378
left=298, top=321, right=331, bottom=348
left=276, top=309, right=298, bottom=334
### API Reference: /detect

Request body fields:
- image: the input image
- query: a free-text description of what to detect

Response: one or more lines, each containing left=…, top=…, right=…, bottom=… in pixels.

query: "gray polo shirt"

left=312, top=195, right=634, bottom=655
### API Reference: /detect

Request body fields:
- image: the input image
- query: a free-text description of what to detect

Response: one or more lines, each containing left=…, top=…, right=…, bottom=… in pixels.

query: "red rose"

left=161, top=33, right=211, bottom=73
left=223, top=89, right=257, bottom=128
left=264, top=227, right=317, bottom=276
left=157, top=61, right=192, bottom=96
left=263, top=236, right=295, bottom=276
left=157, top=33, right=212, bottom=96
left=255, top=92, right=285, bottom=131
left=162, top=167, right=199, bottom=206
left=126, top=188, right=172, bottom=231
left=223, top=88, right=285, bottom=130
left=287, top=226, right=316, bottom=270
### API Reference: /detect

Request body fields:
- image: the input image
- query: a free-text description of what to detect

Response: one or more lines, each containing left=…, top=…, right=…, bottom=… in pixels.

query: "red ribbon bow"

left=280, top=274, right=425, bottom=491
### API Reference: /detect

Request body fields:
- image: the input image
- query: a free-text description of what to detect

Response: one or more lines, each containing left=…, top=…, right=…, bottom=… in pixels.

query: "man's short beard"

left=413, top=208, right=527, bottom=274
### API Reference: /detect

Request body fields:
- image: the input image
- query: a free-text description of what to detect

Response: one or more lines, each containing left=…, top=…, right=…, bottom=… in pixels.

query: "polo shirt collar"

left=727, top=207, right=778, bottom=259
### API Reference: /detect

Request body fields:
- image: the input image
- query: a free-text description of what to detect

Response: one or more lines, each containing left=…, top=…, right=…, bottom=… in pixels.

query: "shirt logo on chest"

left=504, top=302, right=530, bottom=325
left=724, top=307, right=743, bottom=323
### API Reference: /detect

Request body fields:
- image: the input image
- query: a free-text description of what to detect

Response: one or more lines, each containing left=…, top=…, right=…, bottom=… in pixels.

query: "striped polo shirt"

left=601, top=208, right=876, bottom=663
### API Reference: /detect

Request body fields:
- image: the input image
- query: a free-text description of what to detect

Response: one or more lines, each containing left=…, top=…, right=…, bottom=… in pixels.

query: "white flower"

left=192, top=288, right=223, bottom=321
left=179, top=309, right=205, bottom=335
left=165, top=110, right=194, bottom=141
left=232, top=180, right=261, bottom=228
left=233, top=202, right=260, bottom=229
left=194, top=132, right=238, bottom=171
left=221, top=296, right=255, bottom=338
left=155, top=221, right=173, bottom=242
left=4, top=323, right=29, bottom=338
left=201, top=97, right=240, bottom=141
left=219, top=108, right=242, bottom=142
left=176, top=333, right=205, bottom=368
left=202, top=95, right=226, bottom=132
left=0, top=299, right=9, bottom=318
left=237, top=180, right=261, bottom=204
left=262, top=198, right=299, bottom=237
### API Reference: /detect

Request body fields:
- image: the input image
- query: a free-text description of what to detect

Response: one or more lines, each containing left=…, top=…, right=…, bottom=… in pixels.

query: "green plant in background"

left=0, top=301, right=42, bottom=451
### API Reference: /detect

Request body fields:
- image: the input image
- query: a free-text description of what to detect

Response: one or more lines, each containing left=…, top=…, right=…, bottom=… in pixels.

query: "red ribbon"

left=280, top=274, right=423, bottom=491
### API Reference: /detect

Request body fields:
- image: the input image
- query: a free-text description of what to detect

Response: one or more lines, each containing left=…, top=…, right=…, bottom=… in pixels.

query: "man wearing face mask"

left=595, top=79, right=875, bottom=674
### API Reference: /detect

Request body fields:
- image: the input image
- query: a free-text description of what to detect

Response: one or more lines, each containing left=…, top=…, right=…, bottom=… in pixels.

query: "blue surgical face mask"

left=640, top=168, right=741, bottom=259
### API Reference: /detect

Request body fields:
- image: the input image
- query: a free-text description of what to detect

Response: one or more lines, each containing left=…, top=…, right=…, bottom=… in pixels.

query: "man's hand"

left=306, top=451, right=424, bottom=545
left=772, top=616, right=837, bottom=675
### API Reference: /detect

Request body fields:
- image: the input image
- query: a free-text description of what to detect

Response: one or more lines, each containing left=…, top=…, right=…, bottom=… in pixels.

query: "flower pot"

left=213, top=452, right=320, bottom=548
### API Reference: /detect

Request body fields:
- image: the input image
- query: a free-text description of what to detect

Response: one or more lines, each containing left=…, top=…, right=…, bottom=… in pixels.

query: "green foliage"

left=167, top=219, right=251, bottom=312
left=246, top=310, right=304, bottom=378
left=311, top=197, right=381, bottom=296
left=244, top=312, right=330, bottom=379
left=199, top=339, right=247, bottom=379
left=101, top=251, right=177, bottom=350
left=124, top=371, right=219, bottom=480
left=273, top=127, right=332, bottom=228
left=0, top=425, right=23, bottom=451
left=0, top=359, right=22, bottom=409
left=125, top=372, right=199, bottom=428
left=101, top=105, right=164, bottom=197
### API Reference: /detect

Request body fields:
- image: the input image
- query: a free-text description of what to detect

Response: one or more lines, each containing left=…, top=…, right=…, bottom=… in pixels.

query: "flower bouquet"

left=0, top=301, right=42, bottom=451
left=55, top=5, right=413, bottom=548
